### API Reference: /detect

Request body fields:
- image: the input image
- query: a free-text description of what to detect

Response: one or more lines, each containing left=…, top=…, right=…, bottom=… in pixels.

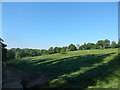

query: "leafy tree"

left=2, top=44, right=7, bottom=60
left=35, top=49, right=41, bottom=56
left=10, top=48, right=17, bottom=53
left=16, top=48, right=21, bottom=52
left=62, top=46, right=67, bottom=51
left=78, top=43, right=95, bottom=50
left=89, top=43, right=95, bottom=49
left=67, top=44, right=77, bottom=51
left=84, top=43, right=95, bottom=50
left=15, top=51, right=22, bottom=59
left=28, top=49, right=37, bottom=56
left=111, top=41, right=117, bottom=48
left=79, top=45, right=84, bottom=50
left=7, top=49, right=15, bottom=59
left=21, top=48, right=29, bottom=57
left=94, top=44, right=100, bottom=49
left=103, top=39, right=110, bottom=49
left=96, top=40, right=104, bottom=49
left=0, top=38, right=7, bottom=60
left=42, top=50, right=49, bottom=55
left=37, top=50, right=42, bottom=56
left=96, top=39, right=111, bottom=49
left=33, top=49, right=39, bottom=56
left=83, top=45, right=86, bottom=49
left=48, top=47, right=54, bottom=54
left=0, top=38, right=3, bottom=42
left=41, top=49, right=45, bottom=55
left=54, top=47, right=62, bottom=53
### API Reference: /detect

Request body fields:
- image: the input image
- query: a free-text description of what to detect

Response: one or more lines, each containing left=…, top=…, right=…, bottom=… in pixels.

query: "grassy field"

left=5, top=48, right=119, bottom=88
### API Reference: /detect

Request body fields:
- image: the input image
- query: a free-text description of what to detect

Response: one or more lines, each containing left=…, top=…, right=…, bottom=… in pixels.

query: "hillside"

left=3, top=48, right=119, bottom=88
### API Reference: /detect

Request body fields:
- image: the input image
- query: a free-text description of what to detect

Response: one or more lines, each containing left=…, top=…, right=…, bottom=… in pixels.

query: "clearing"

left=3, top=48, right=119, bottom=88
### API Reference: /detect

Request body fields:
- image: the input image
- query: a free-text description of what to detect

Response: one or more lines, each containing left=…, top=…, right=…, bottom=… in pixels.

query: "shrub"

left=60, top=49, right=67, bottom=54
left=7, top=50, right=15, bottom=59
left=67, top=44, right=77, bottom=51
left=15, top=52, right=22, bottom=59
left=42, top=50, right=49, bottom=55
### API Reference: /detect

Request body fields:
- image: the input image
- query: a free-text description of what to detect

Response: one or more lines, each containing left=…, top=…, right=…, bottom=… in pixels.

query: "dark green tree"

left=42, top=50, right=49, bottom=55
left=111, top=41, right=117, bottom=48
left=96, top=40, right=104, bottom=49
left=67, top=44, right=77, bottom=51
left=28, top=49, right=37, bottom=56
left=79, top=45, right=82, bottom=50
left=60, top=49, right=67, bottom=54
left=16, top=48, right=21, bottom=52
left=62, top=46, right=67, bottom=51
left=0, top=38, right=7, bottom=60
left=94, top=44, right=100, bottom=49
left=7, top=49, right=15, bottom=59
left=84, top=43, right=95, bottom=50
left=35, top=49, right=41, bottom=56
left=21, top=48, right=29, bottom=57
left=54, top=47, right=62, bottom=53
left=15, top=51, right=22, bottom=59
left=103, top=39, right=110, bottom=49
left=48, top=47, right=54, bottom=54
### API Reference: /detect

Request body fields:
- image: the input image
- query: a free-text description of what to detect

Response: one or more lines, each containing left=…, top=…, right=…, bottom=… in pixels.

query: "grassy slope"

left=5, top=48, right=119, bottom=88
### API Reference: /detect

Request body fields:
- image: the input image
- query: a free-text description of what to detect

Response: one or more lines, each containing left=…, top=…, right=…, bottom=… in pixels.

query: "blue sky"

left=2, top=2, right=118, bottom=49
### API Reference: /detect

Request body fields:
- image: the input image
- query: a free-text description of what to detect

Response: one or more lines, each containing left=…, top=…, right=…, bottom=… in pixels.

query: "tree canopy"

left=3, top=38, right=119, bottom=60
left=0, top=38, right=7, bottom=60
left=67, top=44, right=77, bottom=51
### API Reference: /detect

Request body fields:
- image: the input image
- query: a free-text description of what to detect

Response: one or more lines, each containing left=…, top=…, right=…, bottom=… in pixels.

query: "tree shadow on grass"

left=5, top=52, right=117, bottom=88
left=6, top=52, right=115, bottom=75
left=34, top=52, right=116, bottom=77
left=53, top=54, right=119, bottom=88
left=11, top=52, right=115, bottom=76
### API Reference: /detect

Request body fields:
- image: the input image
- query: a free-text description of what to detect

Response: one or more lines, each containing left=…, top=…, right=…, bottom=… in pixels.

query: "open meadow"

left=4, top=48, right=119, bottom=88
left=1, top=2, right=119, bottom=89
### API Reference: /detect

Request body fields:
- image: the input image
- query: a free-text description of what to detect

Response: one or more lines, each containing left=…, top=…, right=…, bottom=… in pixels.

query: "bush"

left=67, top=44, right=77, bottom=51
left=15, top=52, right=22, bottom=59
left=60, top=49, right=67, bottom=54
left=42, top=50, right=49, bottom=55
left=7, top=50, right=15, bottom=59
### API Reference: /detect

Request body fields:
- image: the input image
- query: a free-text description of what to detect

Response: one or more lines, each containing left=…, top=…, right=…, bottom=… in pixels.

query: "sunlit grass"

left=5, top=48, right=119, bottom=88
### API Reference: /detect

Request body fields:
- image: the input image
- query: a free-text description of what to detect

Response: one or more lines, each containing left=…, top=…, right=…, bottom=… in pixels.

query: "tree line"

left=1, top=38, right=120, bottom=60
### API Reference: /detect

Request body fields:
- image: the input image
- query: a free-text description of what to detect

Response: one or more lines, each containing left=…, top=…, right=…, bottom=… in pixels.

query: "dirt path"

left=2, top=66, right=52, bottom=88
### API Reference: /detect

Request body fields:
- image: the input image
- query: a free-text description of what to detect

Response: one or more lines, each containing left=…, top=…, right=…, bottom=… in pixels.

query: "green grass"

left=5, top=48, right=119, bottom=88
